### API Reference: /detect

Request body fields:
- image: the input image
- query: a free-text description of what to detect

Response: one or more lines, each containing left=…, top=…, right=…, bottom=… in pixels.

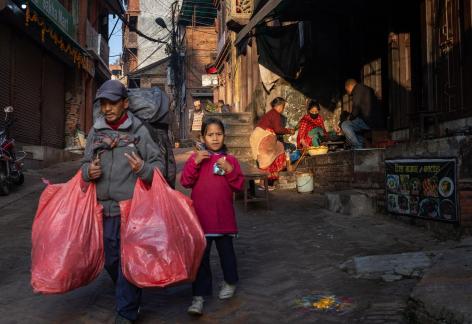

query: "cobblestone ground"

left=0, top=150, right=455, bottom=323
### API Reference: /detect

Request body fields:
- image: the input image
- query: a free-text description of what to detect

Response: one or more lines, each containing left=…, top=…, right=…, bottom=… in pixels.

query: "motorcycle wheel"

left=0, top=166, right=10, bottom=196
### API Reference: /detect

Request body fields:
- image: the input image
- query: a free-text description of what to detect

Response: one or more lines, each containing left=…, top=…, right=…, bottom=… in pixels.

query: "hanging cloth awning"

left=234, top=0, right=283, bottom=46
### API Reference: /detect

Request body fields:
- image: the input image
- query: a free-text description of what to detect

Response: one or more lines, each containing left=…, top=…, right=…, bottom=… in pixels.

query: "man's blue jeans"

left=341, top=118, right=370, bottom=149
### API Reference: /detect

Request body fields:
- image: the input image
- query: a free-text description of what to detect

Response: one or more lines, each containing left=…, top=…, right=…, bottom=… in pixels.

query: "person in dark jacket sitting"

left=339, top=79, right=385, bottom=149
left=81, top=80, right=165, bottom=324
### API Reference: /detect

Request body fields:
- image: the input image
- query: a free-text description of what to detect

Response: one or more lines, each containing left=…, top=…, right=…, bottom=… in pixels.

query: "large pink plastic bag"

left=31, top=171, right=104, bottom=294
left=120, top=169, right=206, bottom=288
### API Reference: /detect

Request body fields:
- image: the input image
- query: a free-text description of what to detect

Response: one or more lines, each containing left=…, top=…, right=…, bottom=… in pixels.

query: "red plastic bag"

left=31, top=171, right=104, bottom=294
left=120, top=169, right=206, bottom=288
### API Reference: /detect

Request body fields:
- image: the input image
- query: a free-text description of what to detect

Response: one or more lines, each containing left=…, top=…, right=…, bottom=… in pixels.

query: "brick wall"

left=64, top=101, right=81, bottom=148
left=299, top=149, right=385, bottom=192
left=298, top=149, right=386, bottom=212
left=460, top=180, right=472, bottom=226
left=185, top=26, right=217, bottom=110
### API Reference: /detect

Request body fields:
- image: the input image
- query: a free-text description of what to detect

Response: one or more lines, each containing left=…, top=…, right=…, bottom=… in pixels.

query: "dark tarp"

left=256, top=24, right=302, bottom=81
left=235, top=0, right=283, bottom=46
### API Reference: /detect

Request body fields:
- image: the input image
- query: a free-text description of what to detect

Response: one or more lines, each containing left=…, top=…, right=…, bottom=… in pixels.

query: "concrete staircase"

left=206, top=112, right=254, bottom=162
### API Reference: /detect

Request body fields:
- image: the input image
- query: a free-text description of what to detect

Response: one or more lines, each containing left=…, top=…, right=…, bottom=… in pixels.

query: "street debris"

left=294, top=294, right=355, bottom=314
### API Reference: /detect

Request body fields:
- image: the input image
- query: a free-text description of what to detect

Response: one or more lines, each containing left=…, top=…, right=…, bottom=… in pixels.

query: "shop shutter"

left=12, top=37, right=42, bottom=145
left=0, top=24, right=11, bottom=118
left=41, top=54, right=65, bottom=148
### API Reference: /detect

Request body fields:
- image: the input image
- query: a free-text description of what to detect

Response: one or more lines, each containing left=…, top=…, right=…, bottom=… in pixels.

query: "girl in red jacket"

left=180, top=117, right=244, bottom=316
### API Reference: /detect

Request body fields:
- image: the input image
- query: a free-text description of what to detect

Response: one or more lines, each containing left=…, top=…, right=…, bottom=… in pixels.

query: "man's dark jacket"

left=351, top=83, right=385, bottom=130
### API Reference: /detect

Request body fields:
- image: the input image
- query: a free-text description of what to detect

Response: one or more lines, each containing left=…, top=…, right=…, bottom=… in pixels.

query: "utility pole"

left=169, top=1, right=184, bottom=140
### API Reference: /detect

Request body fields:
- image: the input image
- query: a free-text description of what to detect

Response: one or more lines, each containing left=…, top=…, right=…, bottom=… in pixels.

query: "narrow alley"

left=0, top=149, right=455, bottom=324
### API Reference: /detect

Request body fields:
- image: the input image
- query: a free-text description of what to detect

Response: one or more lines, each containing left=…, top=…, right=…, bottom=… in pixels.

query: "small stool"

left=240, top=162, right=270, bottom=212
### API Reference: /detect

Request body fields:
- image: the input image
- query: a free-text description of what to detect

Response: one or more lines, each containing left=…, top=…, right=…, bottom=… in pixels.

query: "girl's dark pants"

left=193, top=236, right=239, bottom=296
left=103, top=215, right=142, bottom=321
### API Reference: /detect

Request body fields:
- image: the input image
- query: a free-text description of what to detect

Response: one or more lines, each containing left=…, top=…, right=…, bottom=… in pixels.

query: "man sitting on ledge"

left=337, top=79, right=385, bottom=149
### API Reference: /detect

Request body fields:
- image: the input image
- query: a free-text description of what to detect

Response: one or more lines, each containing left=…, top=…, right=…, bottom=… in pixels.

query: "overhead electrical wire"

left=121, top=42, right=168, bottom=79
left=108, top=7, right=168, bottom=44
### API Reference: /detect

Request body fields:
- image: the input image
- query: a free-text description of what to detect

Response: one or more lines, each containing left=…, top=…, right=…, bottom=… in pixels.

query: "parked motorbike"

left=0, top=106, right=25, bottom=195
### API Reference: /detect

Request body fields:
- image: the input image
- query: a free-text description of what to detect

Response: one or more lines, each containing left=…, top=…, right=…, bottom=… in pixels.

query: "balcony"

left=125, top=30, right=138, bottom=49
left=227, top=0, right=253, bottom=23
left=85, top=20, right=110, bottom=66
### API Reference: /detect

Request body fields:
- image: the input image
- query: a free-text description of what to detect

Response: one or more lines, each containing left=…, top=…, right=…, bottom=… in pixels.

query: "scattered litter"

left=294, top=294, right=355, bottom=314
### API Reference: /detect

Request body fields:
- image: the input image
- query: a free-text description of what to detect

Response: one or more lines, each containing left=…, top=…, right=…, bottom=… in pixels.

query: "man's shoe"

left=115, top=314, right=133, bottom=324
left=187, top=296, right=204, bottom=316
left=218, top=282, right=236, bottom=299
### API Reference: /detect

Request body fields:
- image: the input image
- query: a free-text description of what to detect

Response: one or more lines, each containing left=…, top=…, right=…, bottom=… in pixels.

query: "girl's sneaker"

left=218, top=282, right=236, bottom=299
left=187, top=296, right=204, bottom=316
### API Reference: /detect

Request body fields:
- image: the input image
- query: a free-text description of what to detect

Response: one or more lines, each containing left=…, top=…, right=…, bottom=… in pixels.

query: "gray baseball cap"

left=95, top=80, right=128, bottom=102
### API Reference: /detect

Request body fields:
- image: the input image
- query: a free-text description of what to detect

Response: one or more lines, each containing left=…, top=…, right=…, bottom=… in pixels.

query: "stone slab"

left=325, top=190, right=376, bottom=217
left=353, top=251, right=434, bottom=280
left=409, top=245, right=472, bottom=323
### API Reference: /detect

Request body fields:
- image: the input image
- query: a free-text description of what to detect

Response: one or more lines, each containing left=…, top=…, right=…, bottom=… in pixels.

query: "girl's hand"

left=194, top=150, right=210, bottom=164
left=125, top=152, right=144, bottom=173
left=216, top=156, right=233, bottom=173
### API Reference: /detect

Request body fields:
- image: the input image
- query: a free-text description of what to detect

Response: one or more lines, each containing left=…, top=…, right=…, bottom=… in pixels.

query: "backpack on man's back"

left=93, top=87, right=176, bottom=188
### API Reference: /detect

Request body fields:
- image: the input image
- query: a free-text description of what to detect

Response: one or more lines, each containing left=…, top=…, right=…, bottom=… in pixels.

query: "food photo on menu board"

left=385, top=159, right=458, bottom=223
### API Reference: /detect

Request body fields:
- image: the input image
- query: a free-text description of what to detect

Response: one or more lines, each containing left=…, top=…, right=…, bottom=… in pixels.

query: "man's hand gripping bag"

left=31, top=171, right=104, bottom=294
left=120, top=169, right=206, bottom=288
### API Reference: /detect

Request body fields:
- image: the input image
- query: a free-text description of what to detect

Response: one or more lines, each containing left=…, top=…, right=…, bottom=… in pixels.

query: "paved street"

left=0, top=150, right=456, bottom=323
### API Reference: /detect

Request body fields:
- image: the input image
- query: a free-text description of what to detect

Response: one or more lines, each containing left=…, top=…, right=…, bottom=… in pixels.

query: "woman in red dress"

left=249, top=97, right=295, bottom=188
left=297, top=100, right=327, bottom=149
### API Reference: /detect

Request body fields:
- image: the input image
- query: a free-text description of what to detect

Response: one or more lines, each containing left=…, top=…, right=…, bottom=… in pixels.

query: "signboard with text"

left=202, top=74, right=218, bottom=87
left=31, top=0, right=76, bottom=39
left=385, top=159, right=458, bottom=223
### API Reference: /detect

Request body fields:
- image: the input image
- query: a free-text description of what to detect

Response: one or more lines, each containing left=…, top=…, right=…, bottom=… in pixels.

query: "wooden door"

left=388, top=32, right=413, bottom=129
left=434, top=0, right=463, bottom=112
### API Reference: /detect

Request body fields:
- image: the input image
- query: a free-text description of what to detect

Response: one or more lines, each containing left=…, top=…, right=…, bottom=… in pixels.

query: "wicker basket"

left=307, top=146, right=329, bottom=156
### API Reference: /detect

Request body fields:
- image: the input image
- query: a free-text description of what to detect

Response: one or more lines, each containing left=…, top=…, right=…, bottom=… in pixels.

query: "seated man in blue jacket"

left=81, top=80, right=165, bottom=324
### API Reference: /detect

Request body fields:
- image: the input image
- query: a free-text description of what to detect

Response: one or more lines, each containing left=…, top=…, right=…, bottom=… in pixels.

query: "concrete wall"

left=389, top=117, right=472, bottom=142
left=385, top=135, right=472, bottom=179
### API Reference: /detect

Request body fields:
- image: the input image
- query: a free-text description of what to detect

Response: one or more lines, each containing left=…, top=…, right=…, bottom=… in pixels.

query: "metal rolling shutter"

left=0, top=24, right=11, bottom=117
left=41, top=54, right=65, bottom=148
left=12, top=37, right=42, bottom=145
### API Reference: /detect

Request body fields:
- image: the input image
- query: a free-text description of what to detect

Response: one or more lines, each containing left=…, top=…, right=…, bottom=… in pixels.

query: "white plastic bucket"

left=296, top=172, right=314, bottom=193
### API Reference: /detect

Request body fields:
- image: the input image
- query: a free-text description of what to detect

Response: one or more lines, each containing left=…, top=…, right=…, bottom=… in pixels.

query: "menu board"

left=385, top=159, right=458, bottom=223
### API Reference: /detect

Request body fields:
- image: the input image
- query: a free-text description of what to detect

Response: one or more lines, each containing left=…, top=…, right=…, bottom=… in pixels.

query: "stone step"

left=223, top=123, right=253, bottom=135
left=224, top=135, right=252, bottom=147
left=206, top=112, right=253, bottom=124
left=228, top=147, right=253, bottom=162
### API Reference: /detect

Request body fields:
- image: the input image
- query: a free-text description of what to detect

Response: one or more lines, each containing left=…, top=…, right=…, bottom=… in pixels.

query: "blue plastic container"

left=290, top=150, right=301, bottom=163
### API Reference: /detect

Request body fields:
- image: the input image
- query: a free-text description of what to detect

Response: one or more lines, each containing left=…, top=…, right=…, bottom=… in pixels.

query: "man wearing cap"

left=81, top=80, right=165, bottom=323
left=189, top=99, right=205, bottom=141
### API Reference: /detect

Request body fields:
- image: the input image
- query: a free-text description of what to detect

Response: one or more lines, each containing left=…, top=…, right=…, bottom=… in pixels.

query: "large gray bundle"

left=93, top=87, right=170, bottom=125
left=92, top=86, right=176, bottom=188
